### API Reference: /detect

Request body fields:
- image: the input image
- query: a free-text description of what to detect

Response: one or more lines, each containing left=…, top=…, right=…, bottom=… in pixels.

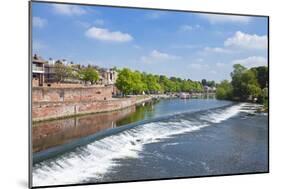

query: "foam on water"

left=200, top=103, right=244, bottom=123
left=32, top=103, right=248, bottom=186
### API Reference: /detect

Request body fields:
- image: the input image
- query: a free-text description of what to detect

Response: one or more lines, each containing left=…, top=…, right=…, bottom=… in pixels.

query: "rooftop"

left=32, top=54, right=46, bottom=64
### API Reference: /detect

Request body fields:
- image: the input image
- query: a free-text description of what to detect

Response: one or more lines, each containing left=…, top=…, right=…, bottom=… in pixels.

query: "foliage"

left=201, top=79, right=207, bottom=86
left=142, top=74, right=162, bottom=94
left=250, top=66, right=268, bottom=89
left=231, top=64, right=247, bottom=98
left=201, top=79, right=215, bottom=87
left=216, top=80, right=233, bottom=100
left=79, top=67, right=99, bottom=84
left=116, top=68, right=145, bottom=95
left=116, top=68, right=203, bottom=95
left=217, top=64, right=268, bottom=104
left=53, top=60, right=73, bottom=82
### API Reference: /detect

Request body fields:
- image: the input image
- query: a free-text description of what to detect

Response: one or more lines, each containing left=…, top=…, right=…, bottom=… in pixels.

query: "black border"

left=29, top=1, right=270, bottom=188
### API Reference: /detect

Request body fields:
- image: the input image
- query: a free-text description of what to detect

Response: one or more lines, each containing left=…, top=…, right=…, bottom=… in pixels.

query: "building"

left=203, top=85, right=216, bottom=92
left=44, top=63, right=56, bottom=83
left=98, top=68, right=118, bottom=85
left=32, top=54, right=46, bottom=86
left=33, top=54, right=118, bottom=87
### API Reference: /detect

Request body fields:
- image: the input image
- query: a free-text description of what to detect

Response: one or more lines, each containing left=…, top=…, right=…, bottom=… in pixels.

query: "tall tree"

left=53, top=60, right=72, bottom=83
left=231, top=64, right=247, bottom=99
left=251, top=66, right=268, bottom=89
left=79, top=67, right=99, bottom=84
left=201, top=79, right=207, bottom=86
left=216, top=80, right=233, bottom=99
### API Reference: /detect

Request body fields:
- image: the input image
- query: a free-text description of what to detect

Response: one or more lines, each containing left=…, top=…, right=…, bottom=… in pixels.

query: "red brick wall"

left=32, top=86, right=113, bottom=102
left=32, top=97, right=137, bottom=122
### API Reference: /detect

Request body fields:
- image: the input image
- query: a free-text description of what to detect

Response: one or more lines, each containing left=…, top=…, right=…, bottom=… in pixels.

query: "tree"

left=79, top=67, right=99, bottom=84
left=216, top=80, right=233, bottom=99
left=251, top=66, right=268, bottom=89
left=201, top=79, right=207, bottom=86
left=143, top=74, right=162, bottom=94
left=116, top=68, right=146, bottom=95
left=53, top=60, right=72, bottom=83
left=131, top=71, right=146, bottom=94
left=240, top=69, right=261, bottom=100
left=207, top=80, right=216, bottom=87
left=231, top=64, right=247, bottom=99
left=228, top=64, right=263, bottom=101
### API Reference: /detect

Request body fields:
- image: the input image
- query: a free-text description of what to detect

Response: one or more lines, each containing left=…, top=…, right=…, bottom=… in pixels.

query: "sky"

left=32, top=2, right=268, bottom=82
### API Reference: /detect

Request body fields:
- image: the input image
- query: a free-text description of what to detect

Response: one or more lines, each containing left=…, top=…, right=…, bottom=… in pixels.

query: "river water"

left=32, top=99, right=268, bottom=187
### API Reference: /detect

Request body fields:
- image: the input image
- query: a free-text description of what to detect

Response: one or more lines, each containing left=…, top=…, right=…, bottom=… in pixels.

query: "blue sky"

left=32, top=2, right=268, bottom=82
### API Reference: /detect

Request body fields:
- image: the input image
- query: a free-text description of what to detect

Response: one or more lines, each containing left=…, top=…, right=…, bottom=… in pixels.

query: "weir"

left=33, top=102, right=248, bottom=186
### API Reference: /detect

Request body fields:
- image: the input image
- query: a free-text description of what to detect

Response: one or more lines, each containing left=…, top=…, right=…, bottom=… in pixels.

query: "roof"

left=32, top=54, right=46, bottom=64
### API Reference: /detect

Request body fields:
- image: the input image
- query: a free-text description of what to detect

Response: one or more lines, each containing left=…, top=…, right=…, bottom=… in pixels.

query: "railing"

left=32, top=65, right=44, bottom=72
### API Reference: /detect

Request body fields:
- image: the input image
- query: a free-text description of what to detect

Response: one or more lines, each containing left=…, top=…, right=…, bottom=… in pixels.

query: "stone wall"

left=33, top=86, right=113, bottom=102
left=32, top=86, right=153, bottom=122
left=32, top=97, right=136, bottom=122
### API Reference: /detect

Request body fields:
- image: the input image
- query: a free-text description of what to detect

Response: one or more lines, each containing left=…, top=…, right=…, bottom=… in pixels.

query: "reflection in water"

left=33, top=100, right=161, bottom=153
left=32, top=105, right=137, bottom=153
left=32, top=99, right=228, bottom=153
left=116, top=100, right=157, bottom=126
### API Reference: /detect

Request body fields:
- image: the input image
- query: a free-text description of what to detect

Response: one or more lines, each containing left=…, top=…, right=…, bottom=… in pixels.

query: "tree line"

left=216, top=64, right=268, bottom=108
left=116, top=68, right=204, bottom=95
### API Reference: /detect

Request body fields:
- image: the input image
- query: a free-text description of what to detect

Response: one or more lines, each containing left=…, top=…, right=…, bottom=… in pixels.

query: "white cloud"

left=224, top=31, right=267, bottom=50
left=199, top=14, right=251, bottom=24
left=33, top=17, right=47, bottom=28
left=85, top=27, right=133, bottom=42
left=141, top=50, right=180, bottom=63
left=232, top=56, right=267, bottom=68
left=52, top=4, right=86, bottom=16
left=179, top=24, right=201, bottom=32
left=204, top=47, right=232, bottom=53
left=200, top=31, right=267, bottom=55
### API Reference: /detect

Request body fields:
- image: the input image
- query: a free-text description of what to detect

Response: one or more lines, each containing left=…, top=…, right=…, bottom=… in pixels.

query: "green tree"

left=53, top=60, right=72, bottom=82
left=131, top=71, right=146, bottom=94
left=159, top=75, right=174, bottom=92
left=216, top=80, right=233, bottom=99
left=143, top=74, right=162, bottom=94
left=251, top=66, right=268, bottom=89
left=240, top=69, right=261, bottom=100
left=115, top=68, right=133, bottom=95
left=116, top=68, right=146, bottom=95
left=231, top=64, right=247, bottom=99
left=79, top=67, right=99, bottom=84
left=207, top=80, right=216, bottom=87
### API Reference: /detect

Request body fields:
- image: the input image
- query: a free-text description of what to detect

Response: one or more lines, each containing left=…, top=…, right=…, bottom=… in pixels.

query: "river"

left=32, top=98, right=268, bottom=187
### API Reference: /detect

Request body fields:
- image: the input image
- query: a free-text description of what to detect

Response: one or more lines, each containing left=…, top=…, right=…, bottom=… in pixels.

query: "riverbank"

left=32, top=86, right=152, bottom=122
left=32, top=96, right=152, bottom=122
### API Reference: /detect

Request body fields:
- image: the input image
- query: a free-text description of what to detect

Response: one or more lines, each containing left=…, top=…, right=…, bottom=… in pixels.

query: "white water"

left=200, top=103, right=244, bottom=123
left=33, top=103, right=248, bottom=186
